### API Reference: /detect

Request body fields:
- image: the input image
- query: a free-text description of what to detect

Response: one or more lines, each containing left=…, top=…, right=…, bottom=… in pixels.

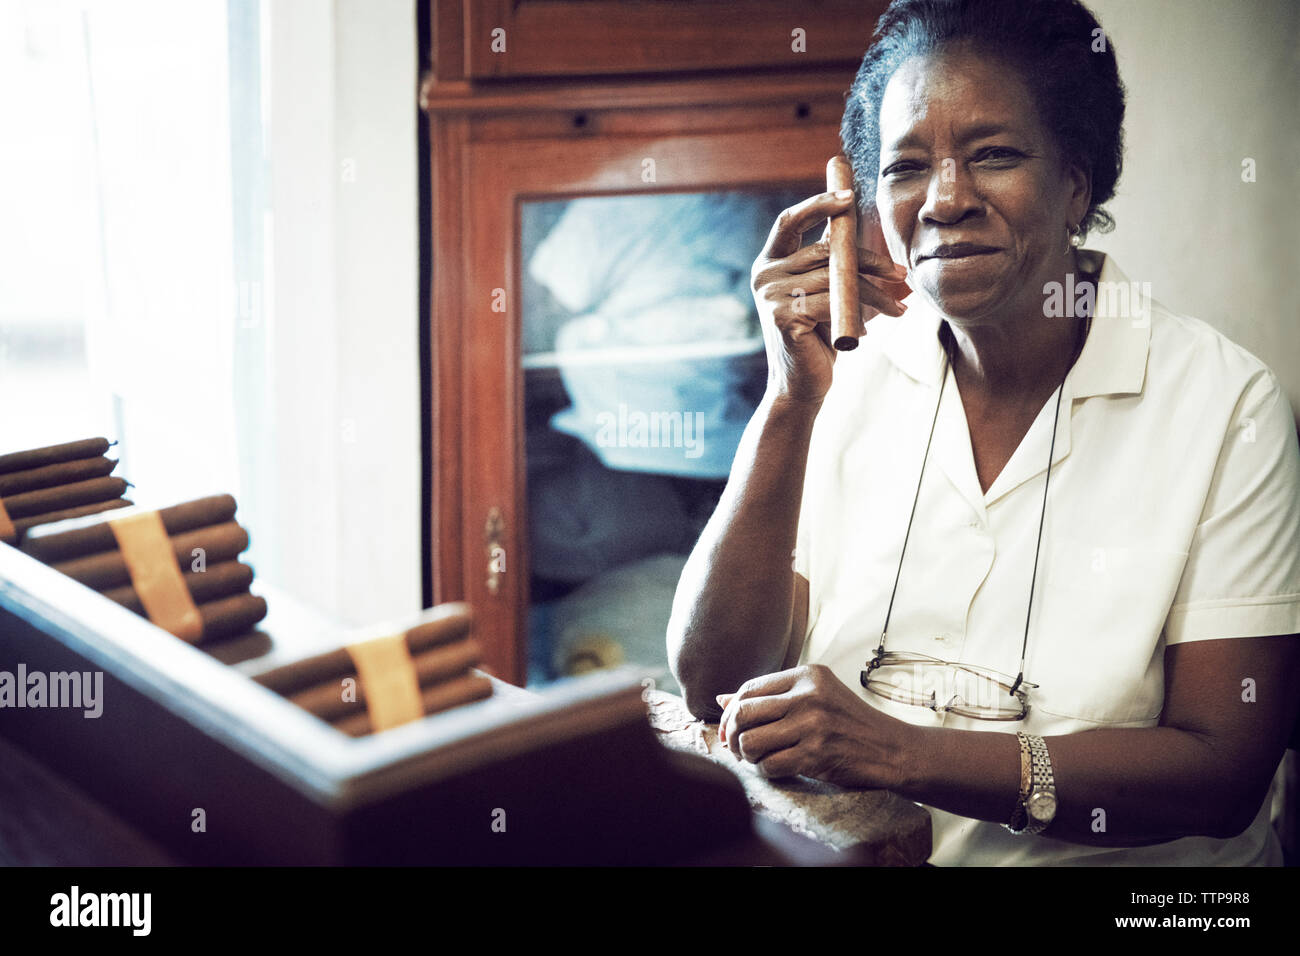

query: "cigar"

left=0, top=438, right=112, bottom=475
left=0, top=456, right=117, bottom=497
left=10, top=498, right=134, bottom=538
left=288, top=638, right=482, bottom=722
left=827, top=154, right=863, bottom=351
left=100, top=560, right=255, bottom=611
left=50, top=522, right=250, bottom=590
left=21, top=494, right=238, bottom=562
left=186, top=593, right=268, bottom=643
left=101, top=589, right=265, bottom=643
left=1, top=476, right=130, bottom=520
left=252, top=603, right=474, bottom=695
left=332, top=673, right=494, bottom=737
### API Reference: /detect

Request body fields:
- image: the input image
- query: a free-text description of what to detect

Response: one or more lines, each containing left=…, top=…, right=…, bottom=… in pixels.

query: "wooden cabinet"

left=423, top=1, right=885, bottom=684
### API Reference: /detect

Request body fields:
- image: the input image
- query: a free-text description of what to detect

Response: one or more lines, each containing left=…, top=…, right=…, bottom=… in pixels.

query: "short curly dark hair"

left=841, top=0, right=1126, bottom=241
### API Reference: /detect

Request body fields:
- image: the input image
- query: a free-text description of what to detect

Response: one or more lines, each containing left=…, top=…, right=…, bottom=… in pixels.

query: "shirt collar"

left=878, top=250, right=1151, bottom=399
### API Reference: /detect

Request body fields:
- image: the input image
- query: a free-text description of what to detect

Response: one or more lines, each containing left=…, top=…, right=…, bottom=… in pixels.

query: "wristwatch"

left=1005, top=731, right=1056, bottom=835
left=1022, top=732, right=1057, bottom=834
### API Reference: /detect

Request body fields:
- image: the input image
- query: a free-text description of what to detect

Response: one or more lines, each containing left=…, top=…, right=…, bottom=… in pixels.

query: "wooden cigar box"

left=0, top=541, right=761, bottom=864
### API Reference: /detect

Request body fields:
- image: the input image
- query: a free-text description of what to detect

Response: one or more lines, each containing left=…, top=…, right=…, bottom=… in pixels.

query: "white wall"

left=333, top=0, right=422, bottom=623
left=1085, top=0, right=1299, bottom=413
left=267, top=0, right=419, bottom=625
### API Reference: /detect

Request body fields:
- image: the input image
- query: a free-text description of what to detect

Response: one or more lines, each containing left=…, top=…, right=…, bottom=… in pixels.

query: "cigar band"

left=108, top=510, right=204, bottom=643
left=345, top=633, right=424, bottom=732
left=0, top=497, right=14, bottom=544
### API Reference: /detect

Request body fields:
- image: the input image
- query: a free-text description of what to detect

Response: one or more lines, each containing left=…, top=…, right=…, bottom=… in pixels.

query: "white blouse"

left=794, top=250, right=1300, bottom=865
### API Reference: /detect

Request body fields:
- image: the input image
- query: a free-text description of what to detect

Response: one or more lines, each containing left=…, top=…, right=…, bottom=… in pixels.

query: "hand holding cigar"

left=750, top=157, right=910, bottom=406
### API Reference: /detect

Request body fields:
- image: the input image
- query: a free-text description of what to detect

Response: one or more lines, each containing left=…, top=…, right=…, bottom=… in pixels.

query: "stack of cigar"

left=0, top=438, right=132, bottom=547
left=20, top=494, right=267, bottom=644
left=252, top=603, right=493, bottom=737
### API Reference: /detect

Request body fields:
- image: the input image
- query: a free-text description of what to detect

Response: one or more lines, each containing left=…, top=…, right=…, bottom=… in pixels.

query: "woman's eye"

left=880, top=161, right=922, bottom=177
left=975, top=147, right=1024, bottom=164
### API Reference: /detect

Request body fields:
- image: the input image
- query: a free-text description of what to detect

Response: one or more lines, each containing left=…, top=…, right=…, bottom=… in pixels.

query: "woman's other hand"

left=716, top=663, right=912, bottom=791
left=750, top=191, right=911, bottom=408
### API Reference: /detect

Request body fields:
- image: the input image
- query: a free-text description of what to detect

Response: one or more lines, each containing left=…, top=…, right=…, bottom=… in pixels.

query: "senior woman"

left=668, top=0, right=1300, bottom=865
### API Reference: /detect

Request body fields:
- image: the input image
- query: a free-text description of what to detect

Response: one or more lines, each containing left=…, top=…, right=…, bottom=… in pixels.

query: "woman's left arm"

left=718, top=633, right=1300, bottom=847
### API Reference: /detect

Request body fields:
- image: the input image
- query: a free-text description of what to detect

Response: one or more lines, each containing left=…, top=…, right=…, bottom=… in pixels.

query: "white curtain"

left=80, top=0, right=243, bottom=508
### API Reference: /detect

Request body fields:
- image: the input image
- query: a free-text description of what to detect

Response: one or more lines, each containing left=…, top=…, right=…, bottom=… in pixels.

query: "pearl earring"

left=1066, top=223, right=1083, bottom=253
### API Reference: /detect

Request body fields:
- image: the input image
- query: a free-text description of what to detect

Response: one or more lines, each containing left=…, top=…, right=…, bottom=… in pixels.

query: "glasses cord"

left=870, top=314, right=1091, bottom=698
left=872, top=345, right=948, bottom=663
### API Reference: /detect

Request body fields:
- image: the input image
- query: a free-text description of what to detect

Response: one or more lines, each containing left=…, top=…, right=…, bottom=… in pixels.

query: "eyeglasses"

left=861, top=649, right=1038, bottom=721
left=858, top=316, right=1090, bottom=721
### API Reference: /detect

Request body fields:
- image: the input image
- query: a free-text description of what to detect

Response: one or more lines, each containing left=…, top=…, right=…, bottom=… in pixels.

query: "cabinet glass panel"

left=520, top=188, right=814, bottom=690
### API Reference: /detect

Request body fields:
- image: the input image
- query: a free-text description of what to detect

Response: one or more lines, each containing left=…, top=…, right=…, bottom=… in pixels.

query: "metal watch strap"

left=1003, top=732, right=1033, bottom=833
left=1022, top=732, right=1057, bottom=835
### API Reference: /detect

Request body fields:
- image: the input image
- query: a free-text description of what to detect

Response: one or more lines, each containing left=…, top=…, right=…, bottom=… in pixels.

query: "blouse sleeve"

left=1165, top=368, right=1300, bottom=644
left=792, top=412, right=829, bottom=663
left=792, top=358, right=854, bottom=631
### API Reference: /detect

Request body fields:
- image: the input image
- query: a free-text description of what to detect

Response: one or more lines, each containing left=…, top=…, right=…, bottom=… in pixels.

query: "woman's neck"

left=943, top=256, right=1096, bottom=409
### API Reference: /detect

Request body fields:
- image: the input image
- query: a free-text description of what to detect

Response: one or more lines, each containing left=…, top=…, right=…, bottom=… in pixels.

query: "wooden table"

left=0, top=726, right=903, bottom=867
left=1, top=684, right=928, bottom=866
left=647, top=690, right=932, bottom=865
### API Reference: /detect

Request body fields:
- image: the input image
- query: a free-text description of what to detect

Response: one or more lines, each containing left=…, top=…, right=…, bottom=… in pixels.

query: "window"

left=0, top=0, right=420, bottom=625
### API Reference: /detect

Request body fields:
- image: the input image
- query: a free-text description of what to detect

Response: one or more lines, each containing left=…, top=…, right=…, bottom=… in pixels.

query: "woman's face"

left=874, top=46, right=1090, bottom=324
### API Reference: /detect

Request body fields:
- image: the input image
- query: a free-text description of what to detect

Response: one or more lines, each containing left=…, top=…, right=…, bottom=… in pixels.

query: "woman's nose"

left=920, top=158, right=981, bottom=224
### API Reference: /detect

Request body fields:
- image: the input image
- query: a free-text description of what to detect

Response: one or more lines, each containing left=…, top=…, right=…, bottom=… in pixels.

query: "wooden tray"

left=0, top=542, right=757, bottom=864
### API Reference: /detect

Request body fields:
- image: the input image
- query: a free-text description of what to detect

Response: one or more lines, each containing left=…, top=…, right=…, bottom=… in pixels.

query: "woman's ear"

left=1065, top=160, right=1092, bottom=233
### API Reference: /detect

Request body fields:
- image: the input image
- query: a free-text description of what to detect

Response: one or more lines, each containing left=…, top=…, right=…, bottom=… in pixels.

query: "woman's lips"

left=917, top=247, right=1001, bottom=266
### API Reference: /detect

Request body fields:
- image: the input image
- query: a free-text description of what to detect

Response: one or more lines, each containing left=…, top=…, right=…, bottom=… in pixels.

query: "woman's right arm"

left=667, top=189, right=909, bottom=719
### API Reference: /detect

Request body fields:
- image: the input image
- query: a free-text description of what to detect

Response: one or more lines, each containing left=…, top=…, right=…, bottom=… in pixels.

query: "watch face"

left=1028, top=791, right=1057, bottom=822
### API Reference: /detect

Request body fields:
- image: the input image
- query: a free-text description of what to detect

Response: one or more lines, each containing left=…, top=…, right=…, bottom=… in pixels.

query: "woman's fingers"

left=858, top=277, right=909, bottom=317
left=768, top=273, right=905, bottom=320
left=781, top=240, right=907, bottom=280
left=778, top=290, right=832, bottom=327
left=771, top=267, right=907, bottom=303
left=862, top=245, right=910, bottom=280
left=757, top=190, right=856, bottom=262
left=720, top=692, right=792, bottom=759
left=735, top=717, right=802, bottom=767
left=716, top=667, right=808, bottom=750
left=810, top=320, right=835, bottom=352
left=754, top=744, right=807, bottom=780
left=875, top=275, right=912, bottom=300
left=751, top=193, right=903, bottom=406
